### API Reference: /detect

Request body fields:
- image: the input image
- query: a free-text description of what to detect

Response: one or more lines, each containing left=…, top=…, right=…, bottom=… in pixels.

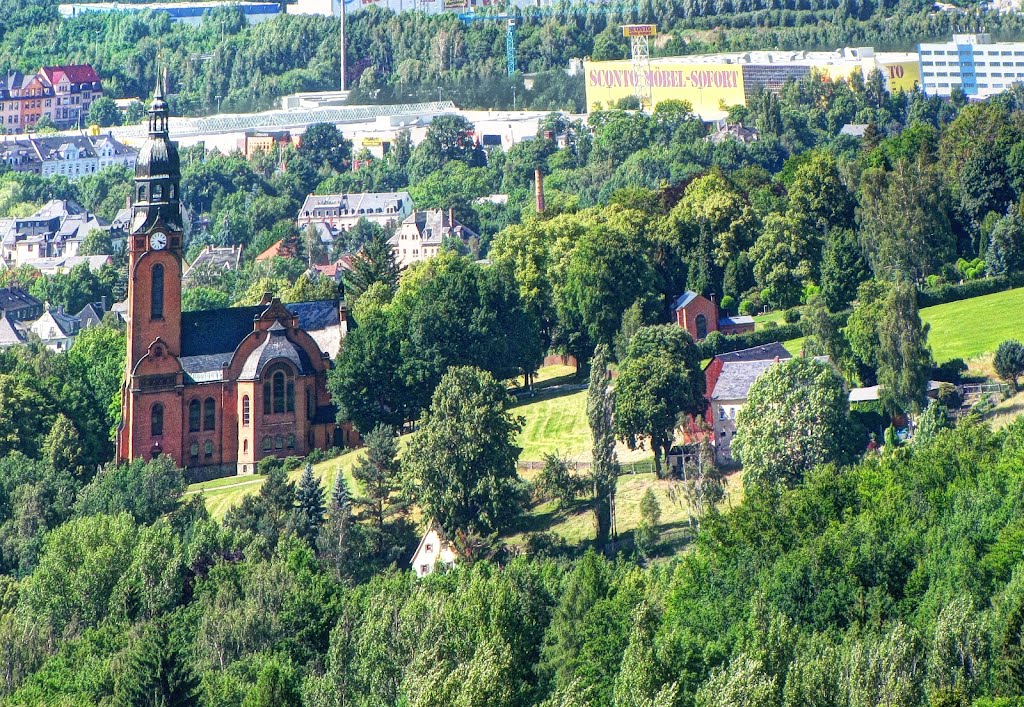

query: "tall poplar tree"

left=587, top=345, right=619, bottom=548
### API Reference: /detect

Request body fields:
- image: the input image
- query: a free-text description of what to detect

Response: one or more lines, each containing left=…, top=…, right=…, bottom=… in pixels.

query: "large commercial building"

left=918, top=33, right=1024, bottom=99
left=584, top=47, right=920, bottom=119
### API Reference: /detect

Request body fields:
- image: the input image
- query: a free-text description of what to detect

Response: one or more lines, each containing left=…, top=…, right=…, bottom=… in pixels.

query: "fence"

left=516, top=458, right=658, bottom=476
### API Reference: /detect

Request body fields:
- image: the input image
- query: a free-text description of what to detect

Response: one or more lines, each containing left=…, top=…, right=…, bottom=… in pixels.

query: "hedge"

left=918, top=273, right=1024, bottom=308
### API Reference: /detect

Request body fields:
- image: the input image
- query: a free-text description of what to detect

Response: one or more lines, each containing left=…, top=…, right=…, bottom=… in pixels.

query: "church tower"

left=117, top=77, right=186, bottom=463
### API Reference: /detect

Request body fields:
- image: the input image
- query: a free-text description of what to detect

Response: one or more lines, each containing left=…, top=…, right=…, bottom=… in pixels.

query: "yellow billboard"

left=584, top=60, right=745, bottom=119
left=879, top=60, right=921, bottom=92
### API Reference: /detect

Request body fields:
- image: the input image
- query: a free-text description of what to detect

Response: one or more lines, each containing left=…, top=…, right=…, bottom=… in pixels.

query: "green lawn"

left=920, top=287, right=1024, bottom=363
left=189, top=448, right=365, bottom=520
left=513, top=388, right=591, bottom=462
left=754, top=309, right=786, bottom=328
left=506, top=470, right=744, bottom=548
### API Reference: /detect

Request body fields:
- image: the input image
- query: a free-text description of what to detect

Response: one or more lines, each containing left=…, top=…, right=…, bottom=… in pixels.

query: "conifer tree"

left=114, top=621, right=200, bottom=707
left=352, top=424, right=408, bottom=561
left=293, top=462, right=325, bottom=545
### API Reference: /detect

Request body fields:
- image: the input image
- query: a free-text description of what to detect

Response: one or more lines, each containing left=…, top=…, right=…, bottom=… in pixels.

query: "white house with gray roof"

left=296, top=191, right=413, bottom=234
left=389, top=209, right=479, bottom=269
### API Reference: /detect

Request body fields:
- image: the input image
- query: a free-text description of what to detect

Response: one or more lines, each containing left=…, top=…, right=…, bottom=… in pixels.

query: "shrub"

left=257, top=456, right=284, bottom=476
left=720, top=295, right=736, bottom=314
left=937, top=382, right=962, bottom=409
left=783, top=308, right=802, bottom=324
left=739, top=299, right=757, bottom=316
left=283, top=456, right=304, bottom=472
left=994, top=339, right=1024, bottom=390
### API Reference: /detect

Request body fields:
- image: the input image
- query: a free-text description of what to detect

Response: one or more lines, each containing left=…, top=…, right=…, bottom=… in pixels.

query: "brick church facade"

left=116, top=84, right=352, bottom=475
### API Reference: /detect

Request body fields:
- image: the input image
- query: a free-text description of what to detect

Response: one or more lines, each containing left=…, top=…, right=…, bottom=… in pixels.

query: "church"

left=116, top=84, right=353, bottom=476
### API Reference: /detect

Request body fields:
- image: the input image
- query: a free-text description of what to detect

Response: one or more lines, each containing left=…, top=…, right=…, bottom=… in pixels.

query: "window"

left=242, top=396, right=250, bottom=425
left=188, top=399, right=201, bottom=432
left=275, top=435, right=284, bottom=450
left=243, top=439, right=248, bottom=453
left=153, top=184, right=163, bottom=201
left=138, top=185, right=146, bottom=202
left=263, top=364, right=295, bottom=415
left=151, top=403, right=164, bottom=436
left=273, top=372, right=285, bottom=413
left=425, top=543, right=434, bottom=552
left=695, top=313, right=707, bottom=339
left=204, top=440, right=214, bottom=458
left=286, top=433, right=295, bottom=449
left=203, top=397, right=215, bottom=431
left=719, top=407, right=726, bottom=421
left=151, top=263, right=164, bottom=320
left=190, top=442, right=199, bottom=459
left=262, top=436, right=272, bottom=452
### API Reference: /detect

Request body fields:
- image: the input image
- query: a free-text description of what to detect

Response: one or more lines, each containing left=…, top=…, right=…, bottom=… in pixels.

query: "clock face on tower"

left=149, top=232, right=167, bottom=251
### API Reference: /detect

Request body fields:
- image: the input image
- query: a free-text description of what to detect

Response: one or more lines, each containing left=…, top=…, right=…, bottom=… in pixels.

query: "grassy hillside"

left=920, top=286, right=1024, bottom=363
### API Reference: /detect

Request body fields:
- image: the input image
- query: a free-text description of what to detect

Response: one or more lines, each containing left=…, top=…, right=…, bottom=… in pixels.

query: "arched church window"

left=263, top=364, right=295, bottom=415
left=243, top=439, right=248, bottom=453
left=275, top=435, right=283, bottom=450
left=138, top=185, right=146, bottom=202
left=190, top=442, right=199, bottom=459
left=695, top=313, right=707, bottom=340
left=203, top=398, right=215, bottom=431
left=151, top=264, right=164, bottom=320
left=262, top=436, right=272, bottom=452
left=151, top=403, right=163, bottom=437
left=153, top=184, right=163, bottom=201
left=242, top=396, right=250, bottom=426
left=188, top=400, right=200, bottom=432
left=204, top=440, right=214, bottom=458
left=286, top=433, right=295, bottom=449
left=273, top=372, right=285, bottom=414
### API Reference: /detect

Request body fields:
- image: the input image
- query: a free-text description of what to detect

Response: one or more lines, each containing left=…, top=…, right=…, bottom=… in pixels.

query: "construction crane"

left=458, top=3, right=639, bottom=78
left=457, top=12, right=518, bottom=76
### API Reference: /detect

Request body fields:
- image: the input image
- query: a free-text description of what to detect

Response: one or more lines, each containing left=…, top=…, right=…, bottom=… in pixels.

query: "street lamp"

left=215, top=95, right=223, bottom=114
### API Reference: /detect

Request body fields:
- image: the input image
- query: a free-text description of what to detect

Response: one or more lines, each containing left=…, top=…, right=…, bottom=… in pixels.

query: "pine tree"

left=587, top=345, right=619, bottom=549
left=317, top=471, right=358, bottom=580
left=114, top=621, right=201, bottom=707
left=352, top=424, right=408, bottom=561
left=342, top=229, right=400, bottom=303
left=293, top=462, right=325, bottom=545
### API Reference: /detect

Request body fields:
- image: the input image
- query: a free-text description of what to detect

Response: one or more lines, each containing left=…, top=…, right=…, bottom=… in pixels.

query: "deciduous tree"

left=406, top=367, right=523, bottom=537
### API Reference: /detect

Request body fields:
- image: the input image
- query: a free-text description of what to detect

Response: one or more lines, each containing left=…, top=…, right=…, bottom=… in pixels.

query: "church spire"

left=148, top=69, right=169, bottom=138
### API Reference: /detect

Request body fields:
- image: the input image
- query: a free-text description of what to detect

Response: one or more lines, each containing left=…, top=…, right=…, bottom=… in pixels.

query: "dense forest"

left=3, top=404, right=1024, bottom=705
left=7, top=0, right=1024, bottom=115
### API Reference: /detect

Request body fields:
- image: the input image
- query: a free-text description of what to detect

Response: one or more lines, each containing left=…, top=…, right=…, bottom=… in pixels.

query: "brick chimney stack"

left=535, top=167, right=545, bottom=213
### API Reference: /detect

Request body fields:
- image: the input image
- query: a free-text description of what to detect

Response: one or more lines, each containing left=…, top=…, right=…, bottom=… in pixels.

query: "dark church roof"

left=239, top=321, right=314, bottom=380
left=180, top=300, right=340, bottom=358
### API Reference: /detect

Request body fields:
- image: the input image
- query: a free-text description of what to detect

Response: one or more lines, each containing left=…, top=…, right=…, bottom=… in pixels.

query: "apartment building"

left=918, top=33, right=1024, bottom=99
left=0, top=64, right=103, bottom=133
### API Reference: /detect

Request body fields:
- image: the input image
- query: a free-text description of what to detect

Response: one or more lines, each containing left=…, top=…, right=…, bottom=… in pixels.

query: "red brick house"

left=673, top=290, right=755, bottom=340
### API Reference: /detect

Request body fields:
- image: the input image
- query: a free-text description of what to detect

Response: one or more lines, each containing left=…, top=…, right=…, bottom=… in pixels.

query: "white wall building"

left=297, top=192, right=413, bottom=233
left=410, top=525, right=457, bottom=579
left=28, top=305, right=81, bottom=352
left=919, top=33, right=1024, bottom=99
left=389, top=209, right=479, bottom=269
